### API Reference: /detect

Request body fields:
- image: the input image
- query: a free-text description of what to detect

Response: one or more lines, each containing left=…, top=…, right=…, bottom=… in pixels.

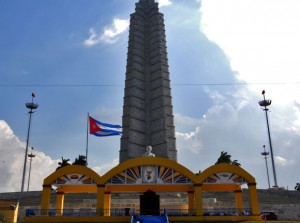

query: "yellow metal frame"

left=28, top=157, right=261, bottom=223
left=0, top=200, right=19, bottom=223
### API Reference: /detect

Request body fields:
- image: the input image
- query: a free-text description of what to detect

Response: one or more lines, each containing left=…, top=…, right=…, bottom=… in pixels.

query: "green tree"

left=56, top=157, right=70, bottom=170
left=73, top=155, right=87, bottom=166
left=231, top=159, right=241, bottom=167
left=215, top=151, right=241, bottom=166
left=215, top=151, right=232, bottom=164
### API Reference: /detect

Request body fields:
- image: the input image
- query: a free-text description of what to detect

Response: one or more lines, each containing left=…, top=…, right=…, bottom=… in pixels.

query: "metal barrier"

left=25, top=209, right=100, bottom=216
left=202, top=208, right=252, bottom=216
left=162, top=209, right=195, bottom=216
left=25, top=208, right=250, bottom=217
left=25, top=208, right=131, bottom=217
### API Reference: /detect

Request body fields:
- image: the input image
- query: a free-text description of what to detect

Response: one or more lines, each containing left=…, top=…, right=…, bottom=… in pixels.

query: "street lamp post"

left=21, top=93, right=38, bottom=193
left=261, top=145, right=271, bottom=189
left=27, top=147, right=36, bottom=192
left=258, top=90, right=278, bottom=188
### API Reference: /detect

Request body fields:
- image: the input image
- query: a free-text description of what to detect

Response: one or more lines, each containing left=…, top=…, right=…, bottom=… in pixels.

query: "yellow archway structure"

left=100, top=157, right=198, bottom=191
left=42, top=165, right=102, bottom=215
left=37, top=158, right=261, bottom=222
left=196, top=163, right=260, bottom=216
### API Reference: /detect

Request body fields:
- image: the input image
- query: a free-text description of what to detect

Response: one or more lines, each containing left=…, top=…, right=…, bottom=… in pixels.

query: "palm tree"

left=73, top=155, right=87, bottom=166
left=231, top=159, right=241, bottom=166
left=215, top=151, right=232, bottom=164
left=295, top=183, right=300, bottom=191
left=56, top=157, right=70, bottom=170
left=215, top=151, right=241, bottom=166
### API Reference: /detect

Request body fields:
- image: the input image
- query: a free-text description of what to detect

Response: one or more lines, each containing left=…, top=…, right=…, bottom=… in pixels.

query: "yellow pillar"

left=188, top=191, right=195, bottom=215
left=247, top=182, right=260, bottom=216
left=96, top=184, right=105, bottom=216
left=41, top=184, right=51, bottom=215
left=0, top=201, right=19, bottom=223
left=194, top=184, right=203, bottom=216
left=234, top=189, right=243, bottom=214
left=104, top=192, right=111, bottom=216
left=56, top=192, right=64, bottom=216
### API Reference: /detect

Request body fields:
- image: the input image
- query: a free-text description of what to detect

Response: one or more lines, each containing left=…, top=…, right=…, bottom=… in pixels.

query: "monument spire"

left=120, top=0, right=177, bottom=163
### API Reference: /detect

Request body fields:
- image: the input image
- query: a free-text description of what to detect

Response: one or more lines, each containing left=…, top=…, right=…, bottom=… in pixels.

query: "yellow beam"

left=202, top=184, right=240, bottom=191
left=57, top=185, right=97, bottom=193
left=104, top=184, right=194, bottom=192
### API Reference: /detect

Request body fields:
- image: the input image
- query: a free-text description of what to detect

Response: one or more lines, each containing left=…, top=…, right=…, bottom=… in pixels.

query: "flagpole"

left=86, top=113, right=89, bottom=166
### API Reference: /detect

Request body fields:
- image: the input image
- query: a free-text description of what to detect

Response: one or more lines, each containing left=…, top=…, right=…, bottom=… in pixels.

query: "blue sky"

left=1, top=0, right=300, bottom=192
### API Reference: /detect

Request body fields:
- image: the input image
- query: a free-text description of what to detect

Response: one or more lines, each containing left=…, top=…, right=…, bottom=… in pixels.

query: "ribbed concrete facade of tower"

left=120, top=0, right=177, bottom=163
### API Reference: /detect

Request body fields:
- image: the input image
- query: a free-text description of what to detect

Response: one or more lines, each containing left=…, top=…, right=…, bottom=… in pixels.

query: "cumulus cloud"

left=92, top=158, right=119, bottom=175
left=174, top=113, right=201, bottom=130
left=176, top=127, right=200, bottom=141
left=84, top=18, right=129, bottom=46
left=195, top=0, right=300, bottom=188
left=200, top=0, right=300, bottom=103
left=158, top=0, right=172, bottom=8
left=174, top=85, right=300, bottom=189
left=203, top=87, right=226, bottom=104
left=0, top=120, right=58, bottom=192
left=176, top=127, right=202, bottom=154
left=275, top=156, right=295, bottom=167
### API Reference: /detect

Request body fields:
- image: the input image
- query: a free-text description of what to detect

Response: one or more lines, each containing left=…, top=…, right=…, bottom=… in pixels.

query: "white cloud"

left=176, top=126, right=202, bottom=154
left=84, top=18, right=129, bottom=46
left=203, top=87, right=225, bottom=104
left=200, top=0, right=300, bottom=105
left=92, top=158, right=119, bottom=175
left=275, top=156, right=295, bottom=166
left=0, top=120, right=58, bottom=192
left=0, top=106, right=123, bottom=192
left=196, top=0, right=300, bottom=188
left=174, top=113, right=201, bottom=129
left=176, top=127, right=200, bottom=141
left=84, top=28, right=98, bottom=46
left=174, top=87, right=300, bottom=189
left=158, top=0, right=172, bottom=8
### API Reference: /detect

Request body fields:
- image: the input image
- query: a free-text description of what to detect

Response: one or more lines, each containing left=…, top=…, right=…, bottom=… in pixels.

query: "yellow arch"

left=44, top=165, right=102, bottom=186
left=41, top=165, right=104, bottom=212
left=197, top=163, right=256, bottom=184
left=100, top=157, right=198, bottom=184
left=38, top=160, right=260, bottom=219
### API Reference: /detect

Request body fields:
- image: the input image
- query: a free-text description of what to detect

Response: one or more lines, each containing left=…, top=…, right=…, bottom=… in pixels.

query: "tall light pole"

left=21, top=93, right=38, bottom=193
left=258, top=90, right=278, bottom=188
left=261, top=145, right=271, bottom=189
left=27, top=147, right=36, bottom=192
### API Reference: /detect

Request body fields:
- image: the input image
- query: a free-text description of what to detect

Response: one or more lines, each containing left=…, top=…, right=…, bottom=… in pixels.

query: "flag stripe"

left=89, top=116, right=122, bottom=137
left=94, top=119, right=122, bottom=129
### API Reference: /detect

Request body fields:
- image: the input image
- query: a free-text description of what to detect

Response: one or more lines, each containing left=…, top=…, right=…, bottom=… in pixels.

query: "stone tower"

left=119, top=0, right=177, bottom=163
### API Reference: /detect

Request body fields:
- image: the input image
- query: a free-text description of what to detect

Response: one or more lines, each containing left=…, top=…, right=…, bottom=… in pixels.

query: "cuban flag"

left=89, top=116, right=122, bottom=137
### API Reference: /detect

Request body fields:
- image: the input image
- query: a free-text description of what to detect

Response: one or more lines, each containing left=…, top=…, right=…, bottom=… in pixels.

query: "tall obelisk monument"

left=120, top=0, right=177, bottom=163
